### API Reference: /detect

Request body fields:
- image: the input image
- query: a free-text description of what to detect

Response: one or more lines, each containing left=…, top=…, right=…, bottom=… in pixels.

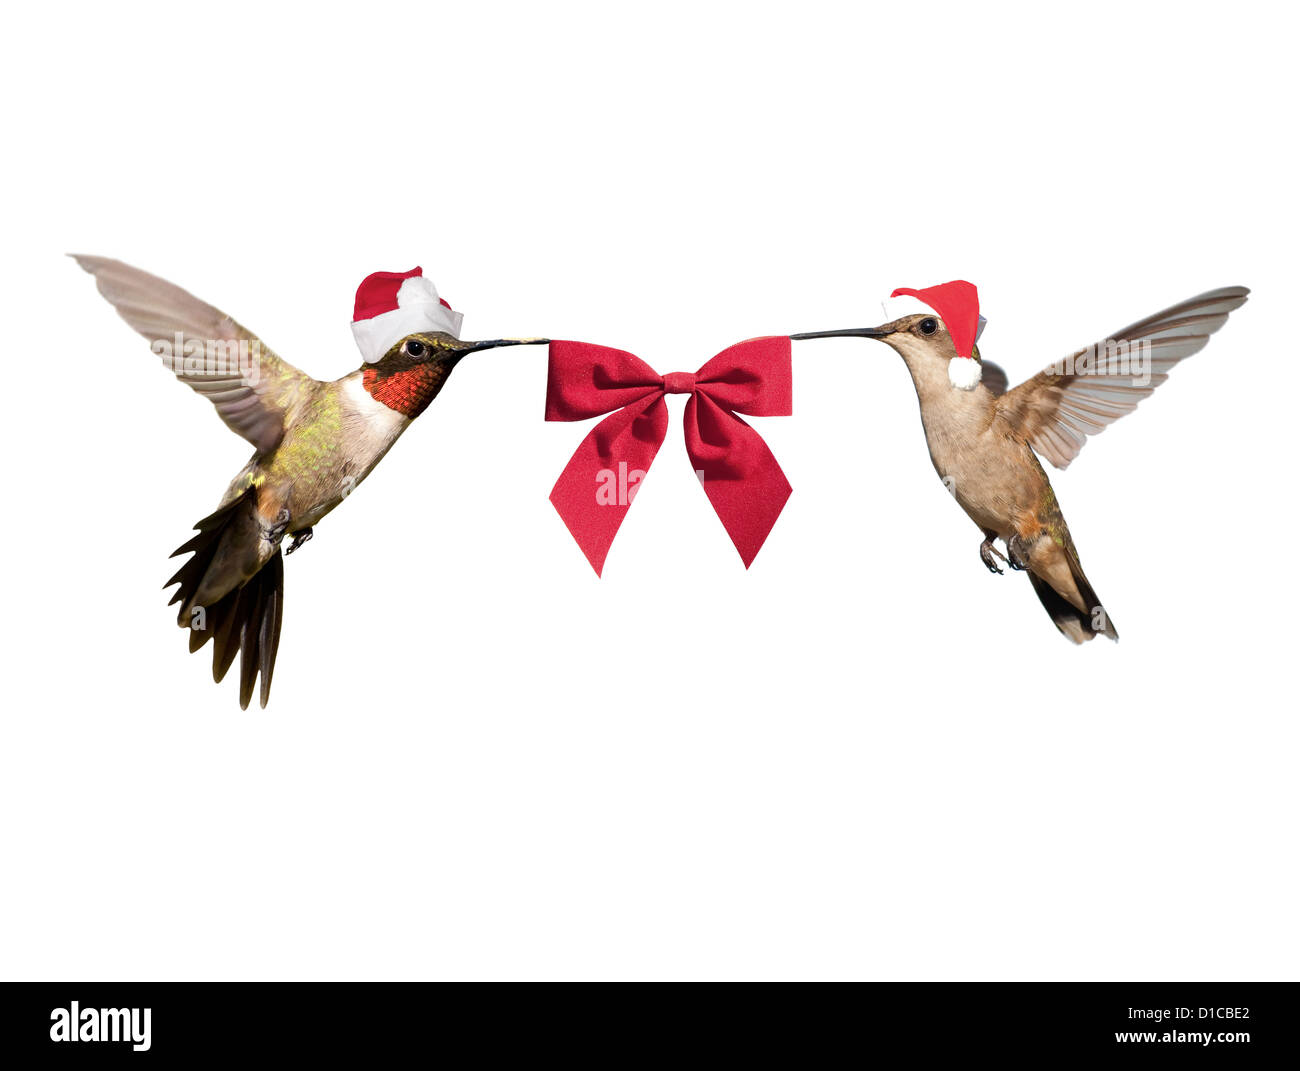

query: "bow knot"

left=545, top=337, right=793, bottom=575
left=661, top=370, right=697, bottom=395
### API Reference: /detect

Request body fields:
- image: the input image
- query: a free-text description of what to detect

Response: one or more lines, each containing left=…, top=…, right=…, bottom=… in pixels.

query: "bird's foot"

left=265, top=508, right=291, bottom=548
left=285, top=527, right=314, bottom=555
left=980, top=536, right=1008, bottom=575
left=1006, top=534, right=1031, bottom=571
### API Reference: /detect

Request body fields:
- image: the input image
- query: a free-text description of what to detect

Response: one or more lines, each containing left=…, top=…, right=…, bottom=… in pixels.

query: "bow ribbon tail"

left=683, top=391, right=792, bottom=568
left=549, top=393, right=669, bottom=575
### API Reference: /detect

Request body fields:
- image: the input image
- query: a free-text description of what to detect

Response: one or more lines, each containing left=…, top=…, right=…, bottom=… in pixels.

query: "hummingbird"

left=793, top=281, right=1249, bottom=642
left=74, top=256, right=546, bottom=708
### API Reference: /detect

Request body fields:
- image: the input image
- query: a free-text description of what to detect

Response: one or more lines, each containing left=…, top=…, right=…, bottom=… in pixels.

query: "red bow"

left=545, top=337, right=793, bottom=575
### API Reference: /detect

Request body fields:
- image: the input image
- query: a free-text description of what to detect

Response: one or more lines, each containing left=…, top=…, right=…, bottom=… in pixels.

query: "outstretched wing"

left=995, top=286, right=1249, bottom=469
left=73, top=255, right=314, bottom=454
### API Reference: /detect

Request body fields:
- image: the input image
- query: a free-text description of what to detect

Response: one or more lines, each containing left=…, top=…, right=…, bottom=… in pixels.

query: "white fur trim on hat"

left=351, top=276, right=464, bottom=364
left=948, top=356, right=982, bottom=390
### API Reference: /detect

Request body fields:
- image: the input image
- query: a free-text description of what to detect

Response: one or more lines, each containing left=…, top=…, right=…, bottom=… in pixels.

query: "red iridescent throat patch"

left=361, top=363, right=448, bottom=418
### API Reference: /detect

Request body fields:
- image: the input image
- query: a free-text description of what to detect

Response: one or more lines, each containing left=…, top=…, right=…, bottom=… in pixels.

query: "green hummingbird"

left=75, top=256, right=546, bottom=708
left=793, top=282, right=1249, bottom=642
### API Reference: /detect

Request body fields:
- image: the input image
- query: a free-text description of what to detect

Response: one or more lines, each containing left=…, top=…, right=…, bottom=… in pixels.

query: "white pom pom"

left=948, top=356, right=982, bottom=390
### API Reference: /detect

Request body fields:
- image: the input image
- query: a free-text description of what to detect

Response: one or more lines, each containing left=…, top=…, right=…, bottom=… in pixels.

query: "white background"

left=2, top=1, right=1295, bottom=981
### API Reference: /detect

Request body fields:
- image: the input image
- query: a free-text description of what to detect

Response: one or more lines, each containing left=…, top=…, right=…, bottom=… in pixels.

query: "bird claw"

left=1006, top=535, right=1030, bottom=571
left=980, top=537, right=1007, bottom=575
left=285, top=527, right=314, bottom=555
left=265, top=508, right=292, bottom=547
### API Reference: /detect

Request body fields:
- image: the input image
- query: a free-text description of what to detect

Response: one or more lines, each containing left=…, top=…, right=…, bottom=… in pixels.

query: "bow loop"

left=695, top=336, right=793, bottom=416
left=545, top=337, right=793, bottom=575
left=545, top=342, right=663, bottom=421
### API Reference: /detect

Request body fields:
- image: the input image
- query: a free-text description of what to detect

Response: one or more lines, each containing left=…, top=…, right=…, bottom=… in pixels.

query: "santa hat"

left=881, top=281, right=987, bottom=390
left=350, top=267, right=464, bottom=364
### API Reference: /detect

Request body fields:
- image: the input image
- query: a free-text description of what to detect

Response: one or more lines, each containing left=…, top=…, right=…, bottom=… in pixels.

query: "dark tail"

left=1028, top=561, right=1118, bottom=644
left=165, top=489, right=285, bottom=709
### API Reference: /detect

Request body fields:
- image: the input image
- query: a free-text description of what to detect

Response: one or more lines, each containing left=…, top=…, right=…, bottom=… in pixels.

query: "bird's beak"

left=790, top=326, right=892, bottom=341
left=457, top=337, right=550, bottom=354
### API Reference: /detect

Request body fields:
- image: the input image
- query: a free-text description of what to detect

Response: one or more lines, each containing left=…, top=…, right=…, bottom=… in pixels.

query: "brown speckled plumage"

left=795, top=287, right=1249, bottom=642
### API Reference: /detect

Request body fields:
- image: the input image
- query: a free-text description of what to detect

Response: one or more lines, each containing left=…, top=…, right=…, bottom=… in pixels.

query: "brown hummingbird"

left=75, top=256, right=546, bottom=707
left=793, top=281, right=1249, bottom=642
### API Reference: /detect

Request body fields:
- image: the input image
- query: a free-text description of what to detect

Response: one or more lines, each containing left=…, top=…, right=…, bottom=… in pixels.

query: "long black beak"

left=459, top=337, right=550, bottom=353
left=790, top=326, right=892, bottom=341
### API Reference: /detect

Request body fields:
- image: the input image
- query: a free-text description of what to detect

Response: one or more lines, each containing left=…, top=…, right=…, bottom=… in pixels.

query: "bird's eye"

left=918, top=318, right=939, bottom=336
left=404, top=339, right=426, bottom=358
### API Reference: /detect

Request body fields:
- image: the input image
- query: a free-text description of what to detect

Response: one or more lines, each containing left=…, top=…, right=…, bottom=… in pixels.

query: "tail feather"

left=1071, top=565, right=1118, bottom=642
left=237, top=553, right=284, bottom=709
left=211, top=587, right=244, bottom=683
left=165, top=488, right=286, bottom=708
left=1028, top=559, right=1118, bottom=644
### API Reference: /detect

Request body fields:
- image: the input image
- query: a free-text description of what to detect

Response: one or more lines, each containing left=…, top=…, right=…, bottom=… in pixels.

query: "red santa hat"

left=881, top=280, right=987, bottom=390
left=350, top=267, right=463, bottom=364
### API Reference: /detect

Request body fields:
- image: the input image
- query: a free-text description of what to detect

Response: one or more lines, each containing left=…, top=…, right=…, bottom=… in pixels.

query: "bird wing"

left=980, top=359, right=1010, bottom=397
left=73, top=255, right=314, bottom=454
left=994, top=286, right=1249, bottom=469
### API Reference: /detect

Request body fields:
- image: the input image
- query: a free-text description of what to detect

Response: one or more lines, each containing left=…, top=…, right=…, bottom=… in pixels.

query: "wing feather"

left=995, top=286, right=1248, bottom=469
left=73, top=255, right=314, bottom=454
